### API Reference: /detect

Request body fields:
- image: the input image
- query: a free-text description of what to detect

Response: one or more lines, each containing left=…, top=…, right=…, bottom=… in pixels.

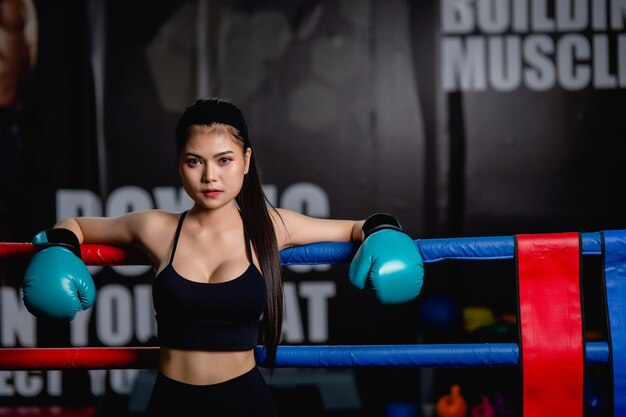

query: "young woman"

left=22, top=98, right=424, bottom=416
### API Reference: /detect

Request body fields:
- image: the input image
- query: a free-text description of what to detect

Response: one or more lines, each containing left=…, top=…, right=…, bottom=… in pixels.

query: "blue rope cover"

left=279, top=232, right=603, bottom=265
left=603, top=230, right=626, bottom=417
left=254, top=342, right=609, bottom=367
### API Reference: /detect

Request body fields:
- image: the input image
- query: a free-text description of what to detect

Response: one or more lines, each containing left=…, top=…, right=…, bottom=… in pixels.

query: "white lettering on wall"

left=441, top=0, right=626, bottom=91
left=88, top=370, right=107, bottom=396
left=70, top=308, right=92, bottom=347
left=69, top=285, right=156, bottom=346
left=282, top=281, right=336, bottom=343
left=0, top=371, right=61, bottom=397
left=134, top=285, right=156, bottom=343
left=299, top=282, right=336, bottom=342
left=14, top=371, right=43, bottom=397
left=47, top=371, right=62, bottom=396
left=96, top=285, right=134, bottom=346
left=442, top=36, right=487, bottom=91
left=110, top=369, right=140, bottom=395
left=282, top=282, right=304, bottom=343
left=87, top=369, right=143, bottom=396
left=1, top=288, right=36, bottom=347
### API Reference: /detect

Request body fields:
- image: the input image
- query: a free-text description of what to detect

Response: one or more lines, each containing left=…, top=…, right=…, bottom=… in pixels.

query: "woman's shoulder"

left=267, top=208, right=312, bottom=249
left=129, top=209, right=181, bottom=221
left=129, top=210, right=186, bottom=264
left=113, top=210, right=182, bottom=247
left=127, top=209, right=183, bottom=235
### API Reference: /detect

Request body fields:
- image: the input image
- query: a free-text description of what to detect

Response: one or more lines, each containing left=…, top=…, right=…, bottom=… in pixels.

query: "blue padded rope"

left=253, top=342, right=609, bottom=368
left=602, top=230, right=626, bottom=417
left=279, top=232, right=603, bottom=265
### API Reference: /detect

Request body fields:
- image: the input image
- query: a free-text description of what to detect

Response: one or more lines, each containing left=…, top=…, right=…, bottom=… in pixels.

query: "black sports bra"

left=152, top=211, right=266, bottom=351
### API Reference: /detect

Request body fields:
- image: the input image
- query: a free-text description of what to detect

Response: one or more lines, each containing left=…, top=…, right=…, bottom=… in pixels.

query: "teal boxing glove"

left=22, top=228, right=95, bottom=320
left=349, top=213, right=424, bottom=304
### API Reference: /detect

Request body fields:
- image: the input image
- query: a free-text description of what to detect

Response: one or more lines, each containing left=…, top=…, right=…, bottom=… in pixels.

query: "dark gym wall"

left=1, top=0, right=625, bottom=414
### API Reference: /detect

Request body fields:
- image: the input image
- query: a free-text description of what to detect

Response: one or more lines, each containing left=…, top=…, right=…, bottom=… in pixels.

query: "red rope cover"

left=516, top=233, right=583, bottom=417
left=0, top=347, right=159, bottom=370
left=0, top=243, right=149, bottom=265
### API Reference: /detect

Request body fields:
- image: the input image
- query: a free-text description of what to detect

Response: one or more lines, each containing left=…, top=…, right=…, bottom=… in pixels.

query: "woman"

left=22, top=98, right=424, bottom=416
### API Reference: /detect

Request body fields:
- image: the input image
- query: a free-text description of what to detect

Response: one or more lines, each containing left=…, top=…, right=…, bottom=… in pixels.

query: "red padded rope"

left=0, top=347, right=159, bottom=370
left=0, top=242, right=150, bottom=265
left=516, top=233, right=583, bottom=417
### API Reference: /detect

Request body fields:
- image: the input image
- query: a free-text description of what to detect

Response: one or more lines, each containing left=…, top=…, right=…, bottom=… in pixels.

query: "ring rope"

left=0, top=229, right=621, bottom=416
left=603, top=231, right=626, bottom=416
left=0, top=231, right=603, bottom=265
left=0, top=342, right=610, bottom=370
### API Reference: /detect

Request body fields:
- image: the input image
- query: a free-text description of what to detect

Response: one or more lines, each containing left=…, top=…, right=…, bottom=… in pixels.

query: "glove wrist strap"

left=32, top=228, right=82, bottom=258
left=362, top=213, right=403, bottom=240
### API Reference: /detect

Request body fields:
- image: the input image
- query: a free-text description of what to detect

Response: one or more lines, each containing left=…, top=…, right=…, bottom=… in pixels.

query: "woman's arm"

left=270, top=208, right=365, bottom=250
left=23, top=210, right=176, bottom=320
left=55, top=210, right=170, bottom=244
left=268, top=208, right=424, bottom=304
left=52, top=210, right=176, bottom=267
left=269, top=209, right=425, bottom=304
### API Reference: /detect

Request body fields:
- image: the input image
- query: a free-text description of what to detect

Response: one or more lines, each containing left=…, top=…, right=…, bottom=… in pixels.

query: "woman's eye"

left=218, top=157, right=233, bottom=165
left=186, top=158, right=200, bottom=166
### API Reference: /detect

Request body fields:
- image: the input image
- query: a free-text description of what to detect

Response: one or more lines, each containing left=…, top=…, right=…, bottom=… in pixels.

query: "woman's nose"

left=202, top=164, right=216, bottom=183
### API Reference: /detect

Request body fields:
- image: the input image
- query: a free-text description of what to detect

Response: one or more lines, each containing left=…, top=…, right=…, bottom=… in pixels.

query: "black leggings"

left=144, top=367, right=277, bottom=417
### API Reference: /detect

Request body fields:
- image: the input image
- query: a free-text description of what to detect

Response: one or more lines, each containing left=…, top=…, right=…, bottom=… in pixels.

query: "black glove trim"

left=33, top=228, right=82, bottom=258
left=362, top=213, right=403, bottom=240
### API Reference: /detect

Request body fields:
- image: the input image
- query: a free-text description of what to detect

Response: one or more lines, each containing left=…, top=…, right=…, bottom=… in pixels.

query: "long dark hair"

left=175, top=98, right=283, bottom=367
left=237, top=147, right=283, bottom=367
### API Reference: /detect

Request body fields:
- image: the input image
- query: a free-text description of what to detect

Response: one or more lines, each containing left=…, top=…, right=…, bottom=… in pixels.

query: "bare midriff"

left=159, top=347, right=256, bottom=385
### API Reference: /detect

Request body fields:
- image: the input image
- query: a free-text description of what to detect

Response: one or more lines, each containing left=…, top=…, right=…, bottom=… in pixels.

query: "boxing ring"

left=1, top=230, right=625, bottom=417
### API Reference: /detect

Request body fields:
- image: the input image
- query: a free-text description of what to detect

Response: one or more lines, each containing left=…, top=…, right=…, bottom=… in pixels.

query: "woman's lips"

left=202, top=190, right=222, bottom=197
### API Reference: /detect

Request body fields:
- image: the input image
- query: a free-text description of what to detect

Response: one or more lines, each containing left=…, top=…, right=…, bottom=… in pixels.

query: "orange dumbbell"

left=436, top=384, right=467, bottom=417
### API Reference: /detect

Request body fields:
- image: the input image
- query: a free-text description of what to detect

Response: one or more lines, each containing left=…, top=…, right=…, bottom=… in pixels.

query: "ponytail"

left=237, top=152, right=283, bottom=368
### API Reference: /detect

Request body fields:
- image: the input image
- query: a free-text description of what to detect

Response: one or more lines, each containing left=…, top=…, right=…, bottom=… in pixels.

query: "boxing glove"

left=349, top=213, right=424, bottom=304
left=23, top=228, right=95, bottom=320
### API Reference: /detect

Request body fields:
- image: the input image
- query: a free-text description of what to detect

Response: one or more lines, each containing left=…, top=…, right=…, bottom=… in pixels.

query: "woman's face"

left=178, top=128, right=251, bottom=211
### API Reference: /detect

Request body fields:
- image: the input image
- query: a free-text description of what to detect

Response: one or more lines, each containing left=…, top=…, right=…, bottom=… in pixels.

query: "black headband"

left=175, top=98, right=249, bottom=147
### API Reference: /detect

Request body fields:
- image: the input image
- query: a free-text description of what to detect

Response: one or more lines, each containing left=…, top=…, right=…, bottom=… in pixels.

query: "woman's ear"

left=244, top=147, right=252, bottom=174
